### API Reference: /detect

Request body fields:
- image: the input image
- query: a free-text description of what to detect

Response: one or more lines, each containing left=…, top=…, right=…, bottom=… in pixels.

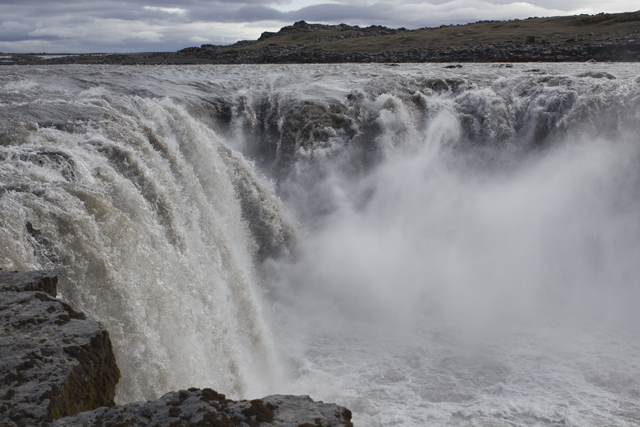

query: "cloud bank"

left=0, top=0, right=636, bottom=53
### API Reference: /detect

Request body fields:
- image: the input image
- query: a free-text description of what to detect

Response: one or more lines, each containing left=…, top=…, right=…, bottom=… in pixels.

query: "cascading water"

left=1, top=63, right=640, bottom=426
left=0, top=82, right=292, bottom=403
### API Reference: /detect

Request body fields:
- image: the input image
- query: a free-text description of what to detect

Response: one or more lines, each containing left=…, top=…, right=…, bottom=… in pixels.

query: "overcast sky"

left=0, top=0, right=637, bottom=53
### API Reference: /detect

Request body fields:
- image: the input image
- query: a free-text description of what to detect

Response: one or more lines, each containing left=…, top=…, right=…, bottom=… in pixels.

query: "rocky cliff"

left=52, top=390, right=353, bottom=427
left=0, top=270, right=353, bottom=427
left=0, top=270, right=120, bottom=426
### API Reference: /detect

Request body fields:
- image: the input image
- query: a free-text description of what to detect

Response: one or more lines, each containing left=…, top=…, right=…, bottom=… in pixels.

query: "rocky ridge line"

left=255, top=20, right=408, bottom=42
left=4, top=37, right=638, bottom=65
left=177, top=35, right=640, bottom=63
left=53, top=389, right=353, bottom=427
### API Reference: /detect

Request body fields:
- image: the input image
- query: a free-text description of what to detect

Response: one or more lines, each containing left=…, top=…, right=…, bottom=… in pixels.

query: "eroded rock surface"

left=53, top=388, right=354, bottom=427
left=0, top=270, right=120, bottom=426
left=1, top=271, right=353, bottom=426
left=0, top=270, right=58, bottom=295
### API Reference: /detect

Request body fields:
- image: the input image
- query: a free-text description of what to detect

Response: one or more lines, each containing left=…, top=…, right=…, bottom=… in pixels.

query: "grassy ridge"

left=4, top=10, right=640, bottom=65
left=212, top=11, right=640, bottom=54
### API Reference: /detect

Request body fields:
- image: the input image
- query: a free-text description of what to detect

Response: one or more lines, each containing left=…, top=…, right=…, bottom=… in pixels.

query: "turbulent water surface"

left=1, top=63, right=640, bottom=426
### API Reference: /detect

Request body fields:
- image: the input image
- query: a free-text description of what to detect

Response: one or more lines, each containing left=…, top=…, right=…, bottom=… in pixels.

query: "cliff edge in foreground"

left=53, top=390, right=353, bottom=427
left=0, top=270, right=120, bottom=426
left=0, top=270, right=353, bottom=427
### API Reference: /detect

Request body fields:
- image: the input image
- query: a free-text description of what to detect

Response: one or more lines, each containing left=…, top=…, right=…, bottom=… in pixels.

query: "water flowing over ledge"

left=0, top=86, right=291, bottom=403
left=1, top=63, right=640, bottom=426
left=0, top=270, right=353, bottom=427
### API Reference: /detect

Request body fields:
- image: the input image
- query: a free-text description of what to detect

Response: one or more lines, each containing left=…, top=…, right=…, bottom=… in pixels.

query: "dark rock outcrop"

left=175, top=36, right=640, bottom=64
left=53, top=389, right=353, bottom=427
left=0, top=270, right=120, bottom=426
left=258, top=20, right=407, bottom=41
left=3, top=36, right=640, bottom=65
left=0, top=270, right=58, bottom=295
left=0, top=271, right=353, bottom=426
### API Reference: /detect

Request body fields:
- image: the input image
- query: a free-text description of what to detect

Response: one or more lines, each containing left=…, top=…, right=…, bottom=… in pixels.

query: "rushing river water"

left=1, top=63, right=640, bottom=426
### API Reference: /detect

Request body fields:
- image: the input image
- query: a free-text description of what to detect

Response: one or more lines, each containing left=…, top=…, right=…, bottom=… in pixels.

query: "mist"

left=2, top=63, right=639, bottom=427
left=267, top=114, right=640, bottom=329
left=255, top=78, right=640, bottom=425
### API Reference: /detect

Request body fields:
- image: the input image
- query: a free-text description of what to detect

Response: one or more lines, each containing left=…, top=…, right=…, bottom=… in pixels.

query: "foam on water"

left=263, top=126, right=640, bottom=425
left=0, top=89, right=287, bottom=403
left=1, top=64, right=639, bottom=426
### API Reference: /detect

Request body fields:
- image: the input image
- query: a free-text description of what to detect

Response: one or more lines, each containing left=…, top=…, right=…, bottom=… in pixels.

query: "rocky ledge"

left=0, top=270, right=353, bottom=427
left=0, top=270, right=119, bottom=426
left=177, top=36, right=640, bottom=64
left=52, top=390, right=353, bottom=427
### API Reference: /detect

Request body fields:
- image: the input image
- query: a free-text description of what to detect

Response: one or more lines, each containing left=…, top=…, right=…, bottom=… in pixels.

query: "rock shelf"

left=0, top=270, right=353, bottom=427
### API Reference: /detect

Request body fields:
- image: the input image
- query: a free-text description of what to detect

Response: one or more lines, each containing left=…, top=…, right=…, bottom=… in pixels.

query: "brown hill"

left=3, top=11, right=640, bottom=64
left=192, top=11, right=640, bottom=55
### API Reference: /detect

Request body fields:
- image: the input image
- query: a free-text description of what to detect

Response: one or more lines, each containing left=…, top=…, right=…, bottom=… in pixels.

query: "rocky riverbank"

left=0, top=270, right=353, bottom=427
left=176, top=36, right=640, bottom=63
left=3, top=35, right=639, bottom=66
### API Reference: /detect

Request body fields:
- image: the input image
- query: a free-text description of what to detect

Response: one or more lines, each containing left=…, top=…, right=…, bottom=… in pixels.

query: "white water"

left=1, top=63, right=640, bottom=426
left=0, top=87, right=285, bottom=402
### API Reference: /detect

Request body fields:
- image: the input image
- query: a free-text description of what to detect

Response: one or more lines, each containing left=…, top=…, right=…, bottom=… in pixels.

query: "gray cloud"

left=289, top=3, right=396, bottom=24
left=0, top=0, right=635, bottom=53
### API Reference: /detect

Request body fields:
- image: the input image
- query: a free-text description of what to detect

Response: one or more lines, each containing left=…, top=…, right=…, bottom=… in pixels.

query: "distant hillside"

left=175, top=11, right=640, bottom=63
left=192, top=11, right=640, bottom=54
left=3, top=10, right=640, bottom=65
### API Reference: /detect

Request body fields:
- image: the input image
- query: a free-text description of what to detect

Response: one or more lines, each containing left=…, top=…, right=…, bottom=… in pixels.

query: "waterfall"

left=2, top=63, right=640, bottom=426
left=0, top=89, right=293, bottom=403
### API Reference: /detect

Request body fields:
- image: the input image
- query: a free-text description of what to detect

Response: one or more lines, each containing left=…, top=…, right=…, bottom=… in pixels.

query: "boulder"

left=53, top=389, right=354, bottom=427
left=0, top=270, right=58, bottom=296
left=577, top=71, right=617, bottom=79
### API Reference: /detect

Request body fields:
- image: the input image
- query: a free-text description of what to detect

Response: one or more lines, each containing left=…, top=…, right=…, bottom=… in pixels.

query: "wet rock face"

left=0, top=270, right=58, bottom=295
left=0, top=271, right=120, bottom=427
left=53, top=389, right=353, bottom=427
left=262, top=394, right=353, bottom=427
left=1, top=271, right=353, bottom=427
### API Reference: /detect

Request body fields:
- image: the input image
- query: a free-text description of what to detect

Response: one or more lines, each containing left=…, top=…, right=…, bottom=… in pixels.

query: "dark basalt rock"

left=0, top=271, right=353, bottom=427
left=52, top=389, right=353, bottom=427
left=0, top=271, right=120, bottom=426
left=172, top=36, right=640, bottom=64
left=0, top=270, right=58, bottom=295
left=258, top=20, right=407, bottom=41
left=3, top=35, right=640, bottom=66
left=576, top=71, right=617, bottom=79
